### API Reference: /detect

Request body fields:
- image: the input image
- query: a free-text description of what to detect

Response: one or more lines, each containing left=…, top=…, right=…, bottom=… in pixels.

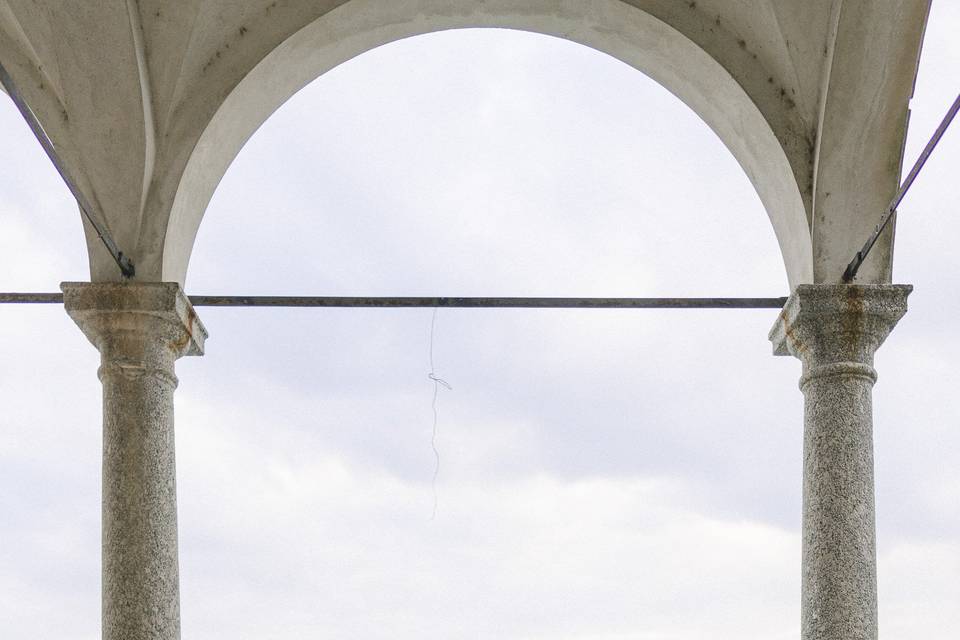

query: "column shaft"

left=100, top=327, right=181, bottom=639
left=800, top=361, right=878, bottom=638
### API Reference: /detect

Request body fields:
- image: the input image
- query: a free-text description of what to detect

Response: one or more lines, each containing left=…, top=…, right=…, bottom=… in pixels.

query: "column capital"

left=769, top=284, right=911, bottom=365
left=61, top=282, right=207, bottom=357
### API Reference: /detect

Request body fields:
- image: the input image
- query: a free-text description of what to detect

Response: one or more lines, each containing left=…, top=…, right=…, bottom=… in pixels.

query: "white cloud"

left=175, top=406, right=801, bottom=639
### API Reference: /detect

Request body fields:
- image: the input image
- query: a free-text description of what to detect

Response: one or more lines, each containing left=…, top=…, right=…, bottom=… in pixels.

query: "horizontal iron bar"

left=0, top=293, right=64, bottom=304
left=843, top=92, right=960, bottom=282
left=0, top=293, right=788, bottom=309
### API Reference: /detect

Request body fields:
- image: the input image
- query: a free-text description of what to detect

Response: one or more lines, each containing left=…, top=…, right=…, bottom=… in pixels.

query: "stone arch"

left=160, top=0, right=813, bottom=288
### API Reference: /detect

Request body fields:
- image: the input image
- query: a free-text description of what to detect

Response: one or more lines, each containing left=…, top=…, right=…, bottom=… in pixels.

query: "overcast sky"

left=1, top=5, right=958, bottom=639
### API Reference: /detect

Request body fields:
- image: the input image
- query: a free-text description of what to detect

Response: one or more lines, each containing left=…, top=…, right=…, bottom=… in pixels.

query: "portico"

left=0, top=2, right=936, bottom=638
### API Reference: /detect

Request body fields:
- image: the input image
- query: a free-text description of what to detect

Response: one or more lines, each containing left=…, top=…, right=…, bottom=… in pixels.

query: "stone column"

left=62, top=282, right=207, bottom=640
left=769, top=284, right=910, bottom=640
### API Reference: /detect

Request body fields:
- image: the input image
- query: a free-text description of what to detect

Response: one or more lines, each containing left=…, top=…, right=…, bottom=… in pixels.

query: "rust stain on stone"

left=779, top=305, right=808, bottom=356
left=169, top=305, right=198, bottom=354
left=840, top=286, right=867, bottom=351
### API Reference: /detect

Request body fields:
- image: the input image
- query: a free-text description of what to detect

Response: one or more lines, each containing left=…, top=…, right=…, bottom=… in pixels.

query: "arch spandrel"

left=809, top=0, right=931, bottom=284
left=0, top=1, right=150, bottom=264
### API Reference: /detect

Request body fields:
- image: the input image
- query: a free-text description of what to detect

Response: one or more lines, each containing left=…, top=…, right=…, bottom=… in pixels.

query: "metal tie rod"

left=843, top=93, right=960, bottom=282
left=0, top=293, right=788, bottom=309
left=0, top=61, right=135, bottom=278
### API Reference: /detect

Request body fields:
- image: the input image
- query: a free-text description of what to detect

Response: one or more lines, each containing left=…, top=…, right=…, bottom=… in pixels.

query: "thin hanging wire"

left=427, top=307, right=452, bottom=520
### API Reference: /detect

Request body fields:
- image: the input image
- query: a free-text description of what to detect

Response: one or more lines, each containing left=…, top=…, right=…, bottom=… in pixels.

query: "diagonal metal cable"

left=0, top=61, right=135, bottom=277
left=843, top=93, right=960, bottom=282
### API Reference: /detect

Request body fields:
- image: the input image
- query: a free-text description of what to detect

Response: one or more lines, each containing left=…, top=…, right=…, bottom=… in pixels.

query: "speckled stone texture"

left=62, top=282, right=206, bottom=640
left=770, top=284, right=911, bottom=640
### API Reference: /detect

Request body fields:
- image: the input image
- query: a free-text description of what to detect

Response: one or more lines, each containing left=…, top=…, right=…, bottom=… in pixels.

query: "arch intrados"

left=165, top=0, right=812, bottom=289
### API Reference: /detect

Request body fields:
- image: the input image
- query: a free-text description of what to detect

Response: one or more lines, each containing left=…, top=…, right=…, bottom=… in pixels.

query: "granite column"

left=770, top=284, right=910, bottom=640
left=63, top=282, right=207, bottom=640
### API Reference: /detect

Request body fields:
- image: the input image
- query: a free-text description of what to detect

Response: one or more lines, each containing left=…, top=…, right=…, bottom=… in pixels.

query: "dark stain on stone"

left=688, top=1, right=697, bottom=8
left=768, top=76, right=774, bottom=84
left=239, top=26, right=248, bottom=37
left=775, top=87, right=798, bottom=110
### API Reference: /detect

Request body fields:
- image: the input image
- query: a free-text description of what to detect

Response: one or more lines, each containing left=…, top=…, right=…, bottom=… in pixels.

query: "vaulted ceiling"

left=0, top=1, right=931, bottom=287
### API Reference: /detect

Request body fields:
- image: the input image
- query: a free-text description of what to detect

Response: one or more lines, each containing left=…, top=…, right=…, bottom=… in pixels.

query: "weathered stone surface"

left=62, top=282, right=206, bottom=640
left=770, top=284, right=910, bottom=640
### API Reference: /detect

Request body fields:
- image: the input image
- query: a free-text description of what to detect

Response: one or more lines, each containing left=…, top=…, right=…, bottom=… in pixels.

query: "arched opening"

left=190, top=28, right=789, bottom=297
left=160, top=0, right=812, bottom=289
